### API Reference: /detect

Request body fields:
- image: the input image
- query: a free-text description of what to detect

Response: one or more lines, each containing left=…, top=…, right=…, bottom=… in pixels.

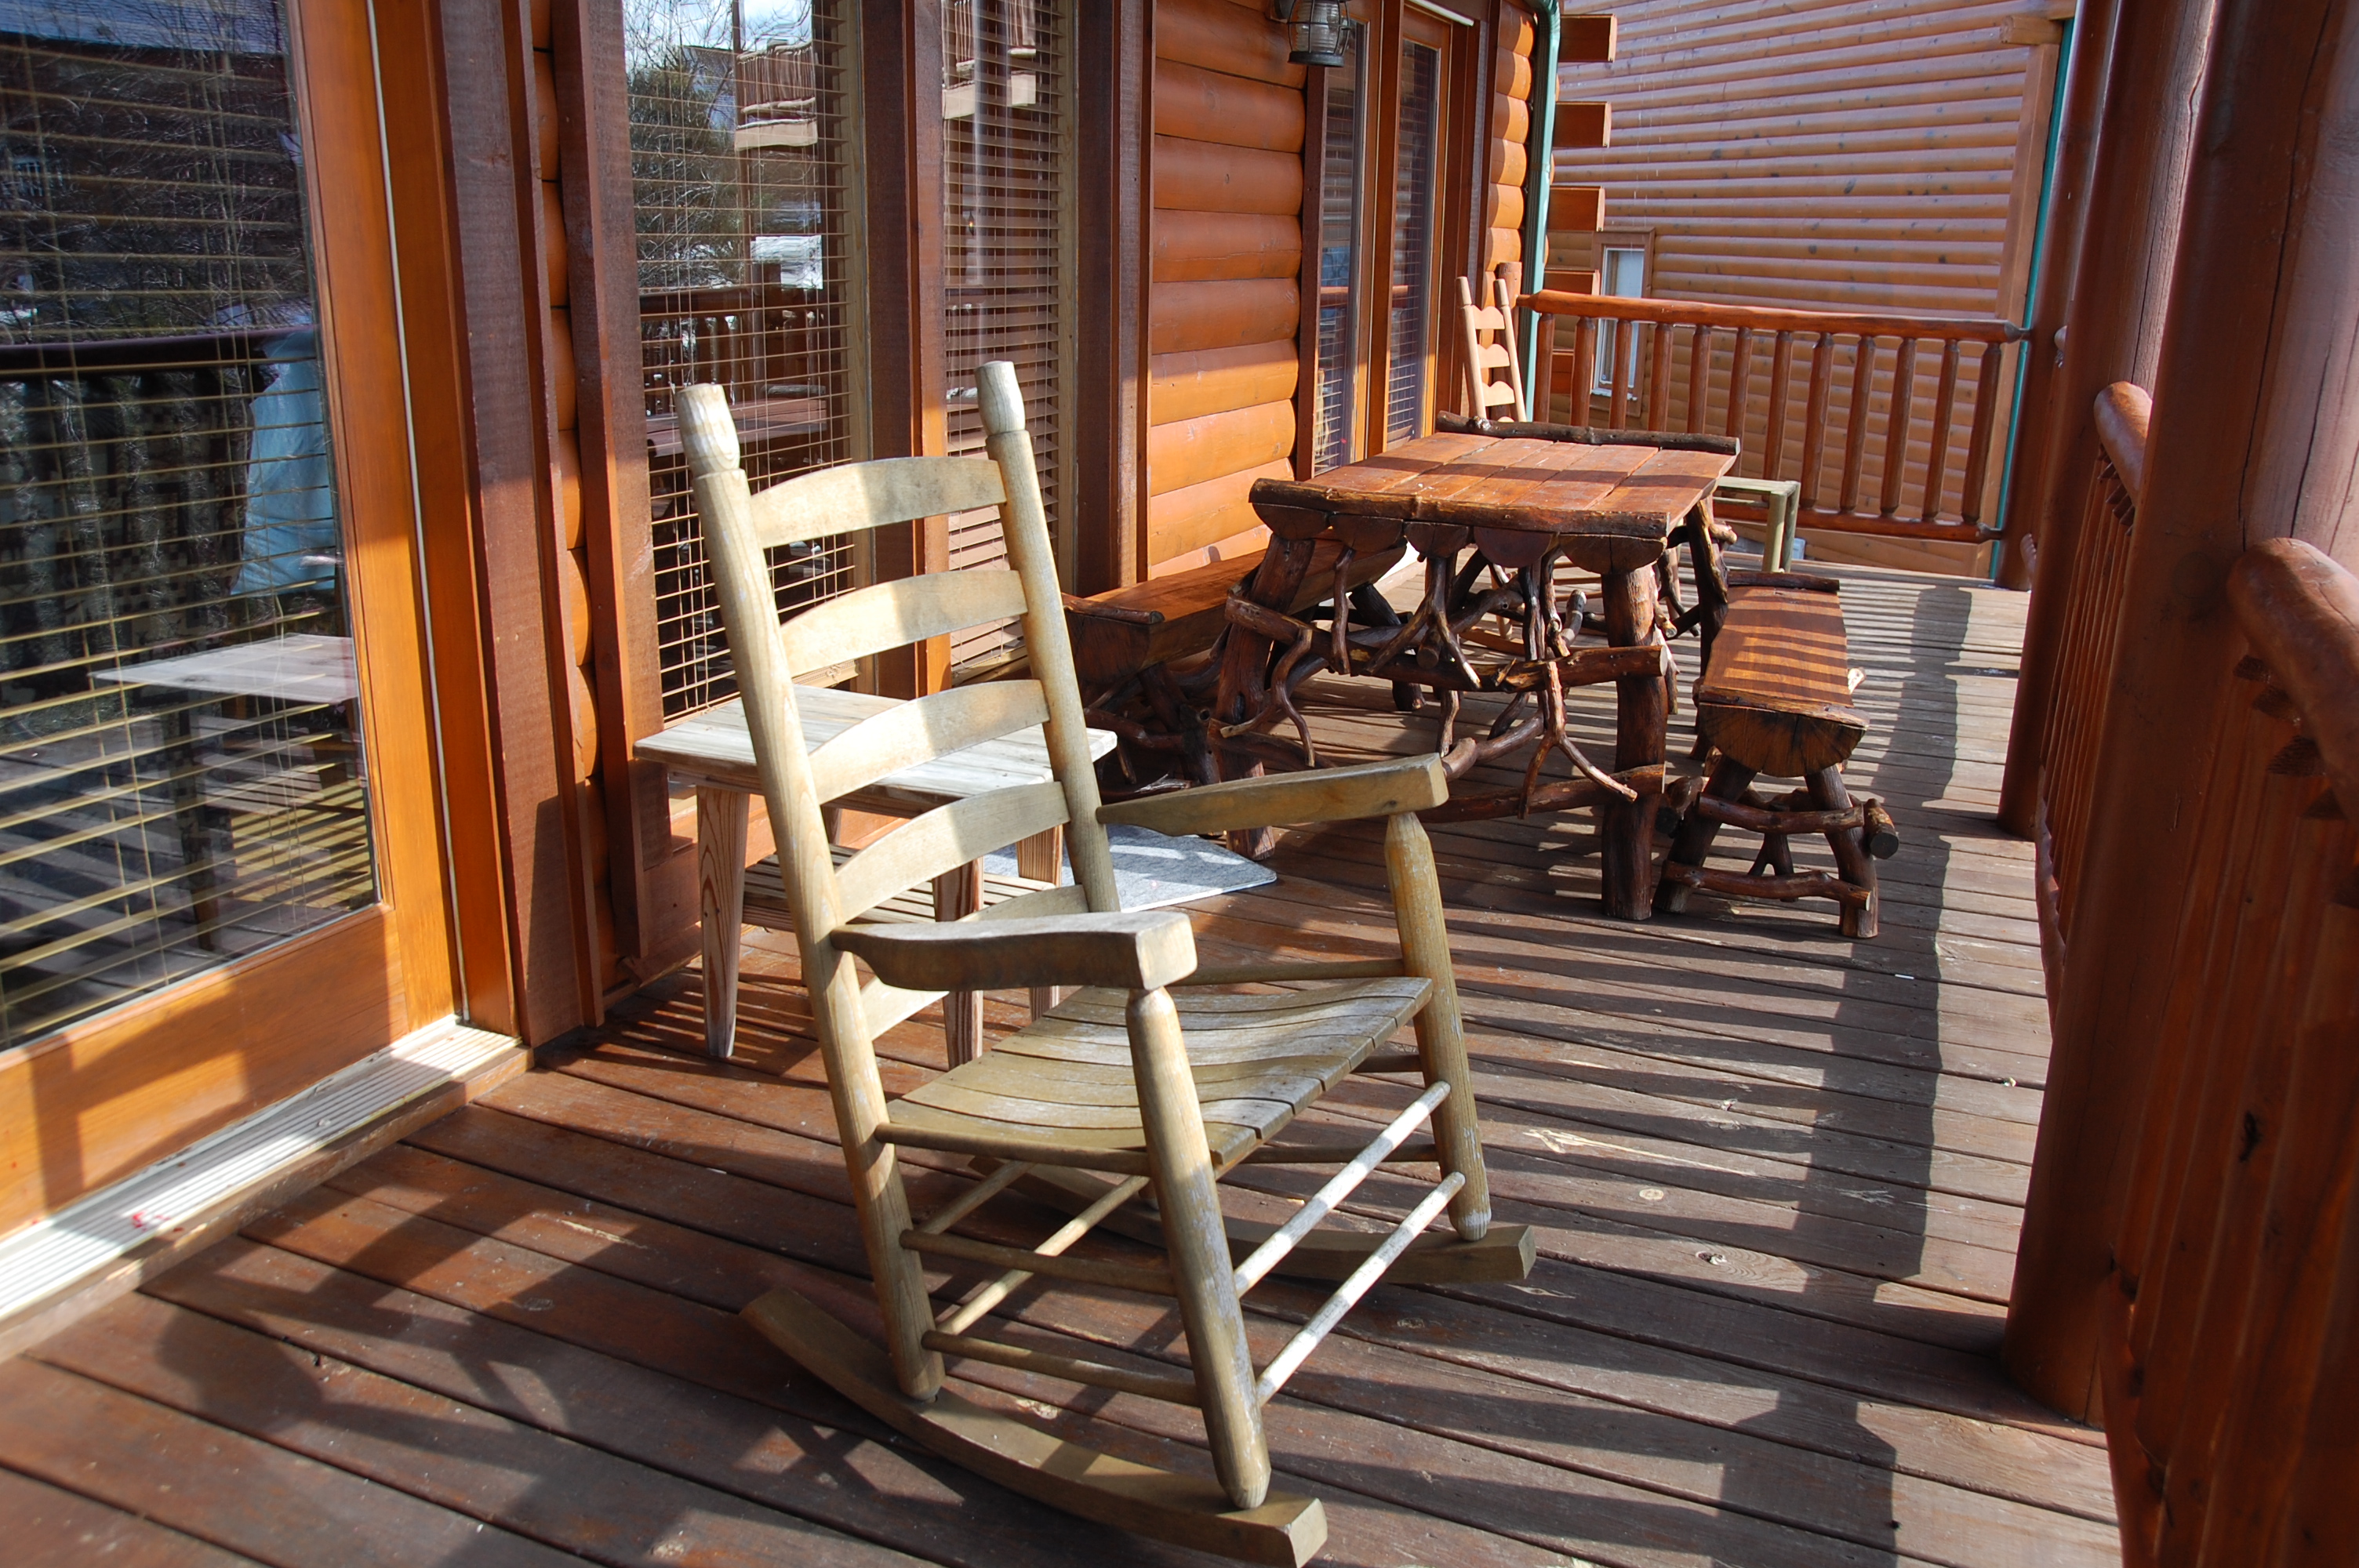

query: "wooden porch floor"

left=1, top=564, right=2121, bottom=1568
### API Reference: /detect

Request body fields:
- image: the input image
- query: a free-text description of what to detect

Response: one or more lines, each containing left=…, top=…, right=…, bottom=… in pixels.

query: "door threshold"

left=0, top=1018, right=522, bottom=1359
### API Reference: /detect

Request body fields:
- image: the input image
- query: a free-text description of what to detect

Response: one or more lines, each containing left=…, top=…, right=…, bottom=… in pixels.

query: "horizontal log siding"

left=1551, top=0, right=2036, bottom=318
left=1146, top=0, right=1305, bottom=572
left=1547, top=1, right=2036, bottom=543
left=1487, top=7, right=1536, bottom=282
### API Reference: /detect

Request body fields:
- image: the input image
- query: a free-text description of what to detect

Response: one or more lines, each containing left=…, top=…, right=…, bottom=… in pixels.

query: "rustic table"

left=1221, top=430, right=1734, bottom=917
left=637, top=686, right=1114, bottom=1058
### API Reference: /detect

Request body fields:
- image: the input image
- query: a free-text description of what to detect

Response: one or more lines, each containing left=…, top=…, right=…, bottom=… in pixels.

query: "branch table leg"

left=1601, top=559, right=1669, bottom=918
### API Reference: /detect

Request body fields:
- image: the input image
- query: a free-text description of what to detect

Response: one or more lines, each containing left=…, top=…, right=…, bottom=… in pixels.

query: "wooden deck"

left=0, top=564, right=2120, bottom=1567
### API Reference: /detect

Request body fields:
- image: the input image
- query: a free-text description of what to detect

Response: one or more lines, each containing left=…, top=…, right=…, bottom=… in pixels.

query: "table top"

left=92, top=633, right=358, bottom=705
left=638, top=684, right=1118, bottom=811
left=1256, top=431, right=1733, bottom=540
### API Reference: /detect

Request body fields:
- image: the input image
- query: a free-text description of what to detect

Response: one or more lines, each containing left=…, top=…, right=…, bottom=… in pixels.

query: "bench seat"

left=1065, top=539, right=1405, bottom=693
left=1658, top=570, right=1894, bottom=937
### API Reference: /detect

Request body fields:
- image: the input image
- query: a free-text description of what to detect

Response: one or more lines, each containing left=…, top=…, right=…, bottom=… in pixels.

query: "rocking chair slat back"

left=778, top=568, right=1030, bottom=678
left=806, top=680, right=1052, bottom=806
left=834, top=780, right=1072, bottom=924
left=756, top=457, right=1009, bottom=547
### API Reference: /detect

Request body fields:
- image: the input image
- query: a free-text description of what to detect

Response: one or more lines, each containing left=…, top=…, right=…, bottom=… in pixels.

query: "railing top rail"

left=0, top=327, right=284, bottom=379
left=2093, top=382, right=2152, bottom=505
left=1519, top=289, right=2024, bottom=344
left=2230, top=537, right=2359, bottom=813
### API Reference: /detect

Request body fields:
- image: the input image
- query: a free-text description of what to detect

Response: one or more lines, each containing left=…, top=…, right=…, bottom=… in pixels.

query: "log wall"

left=1144, top=0, right=1537, bottom=578
left=1144, top=0, right=1306, bottom=576
left=1550, top=0, right=2048, bottom=318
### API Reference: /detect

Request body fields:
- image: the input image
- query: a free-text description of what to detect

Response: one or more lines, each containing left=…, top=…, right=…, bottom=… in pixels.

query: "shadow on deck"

left=0, top=565, right=2120, bottom=1567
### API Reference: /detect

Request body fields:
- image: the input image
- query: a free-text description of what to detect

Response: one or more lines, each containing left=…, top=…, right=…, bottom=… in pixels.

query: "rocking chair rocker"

left=678, top=364, right=1532, bottom=1566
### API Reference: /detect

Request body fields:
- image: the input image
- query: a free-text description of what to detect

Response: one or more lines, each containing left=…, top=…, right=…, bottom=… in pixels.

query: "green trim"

left=1517, top=1, right=1560, bottom=397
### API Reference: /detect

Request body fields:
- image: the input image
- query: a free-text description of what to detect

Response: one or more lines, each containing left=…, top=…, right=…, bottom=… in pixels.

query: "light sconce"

left=1273, top=0, right=1347, bottom=67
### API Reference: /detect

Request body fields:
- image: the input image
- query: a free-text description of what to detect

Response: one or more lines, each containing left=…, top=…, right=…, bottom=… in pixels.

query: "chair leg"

left=809, top=951, right=945, bottom=1401
left=699, top=786, right=750, bottom=1060
left=1384, top=812, right=1492, bottom=1243
left=1806, top=766, right=1879, bottom=938
left=933, top=862, right=985, bottom=1065
left=1656, top=757, right=1756, bottom=915
left=1125, top=988, right=1270, bottom=1510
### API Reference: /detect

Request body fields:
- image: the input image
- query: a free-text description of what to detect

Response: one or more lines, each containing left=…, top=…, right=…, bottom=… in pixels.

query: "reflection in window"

left=628, top=0, right=861, bottom=714
left=0, top=0, right=375, bottom=1046
left=1384, top=38, right=1440, bottom=445
left=1310, top=24, right=1364, bottom=473
left=940, top=0, right=1067, bottom=666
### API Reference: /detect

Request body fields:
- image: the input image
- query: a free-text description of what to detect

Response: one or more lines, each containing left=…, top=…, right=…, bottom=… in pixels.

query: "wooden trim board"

left=0, top=1021, right=522, bottom=1362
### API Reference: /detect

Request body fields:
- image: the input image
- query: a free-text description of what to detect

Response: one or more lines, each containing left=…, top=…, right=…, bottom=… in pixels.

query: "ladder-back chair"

left=1457, top=263, right=1528, bottom=422
left=678, top=363, right=1532, bottom=1566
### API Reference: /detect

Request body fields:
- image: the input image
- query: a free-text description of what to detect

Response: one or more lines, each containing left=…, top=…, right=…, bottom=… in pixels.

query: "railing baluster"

left=1645, top=318, right=1672, bottom=431
left=1570, top=316, right=1598, bottom=427
left=1839, top=336, right=1877, bottom=516
left=1607, top=317, right=1631, bottom=431
left=1800, top=333, right=1833, bottom=511
left=1685, top=324, right=1710, bottom=435
left=1762, top=330, right=1794, bottom=481
left=1725, top=326, right=1754, bottom=446
left=1961, top=340, right=2008, bottom=528
left=1532, top=314, right=1558, bottom=430
left=1880, top=338, right=1918, bottom=518
left=1921, top=339, right=1963, bottom=524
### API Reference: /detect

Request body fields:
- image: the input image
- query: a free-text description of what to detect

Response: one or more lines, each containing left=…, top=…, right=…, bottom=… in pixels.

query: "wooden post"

left=1998, top=0, right=2217, bottom=833
left=2005, top=0, right=2359, bottom=1421
left=1074, top=0, right=1149, bottom=592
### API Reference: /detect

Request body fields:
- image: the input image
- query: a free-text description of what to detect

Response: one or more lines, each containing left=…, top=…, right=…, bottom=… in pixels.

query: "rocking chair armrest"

left=833, top=910, right=1198, bottom=994
left=1097, top=755, right=1450, bottom=837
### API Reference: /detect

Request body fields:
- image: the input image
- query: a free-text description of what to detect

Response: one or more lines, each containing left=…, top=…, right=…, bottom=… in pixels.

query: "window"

left=940, top=0, right=1070, bottom=668
left=1302, top=5, right=1467, bottom=470
left=1310, top=23, right=1365, bottom=473
left=628, top=0, right=863, bottom=716
left=1594, top=241, right=1645, bottom=394
left=1384, top=34, right=1442, bottom=444
left=0, top=0, right=376, bottom=1044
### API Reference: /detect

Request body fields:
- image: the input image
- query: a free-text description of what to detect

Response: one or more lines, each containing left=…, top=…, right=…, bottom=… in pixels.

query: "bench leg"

left=935, top=859, right=986, bottom=1064
left=1806, top=766, right=1879, bottom=939
left=1656, top=757, right=1754, bottom=916
left=699, top=786, right=750, bottom=1060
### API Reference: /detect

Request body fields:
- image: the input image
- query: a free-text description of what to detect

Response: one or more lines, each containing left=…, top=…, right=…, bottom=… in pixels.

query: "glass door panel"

left=1383, top=34, right=1442, bottom=444
left=0, top=1, right=375, bottom=1046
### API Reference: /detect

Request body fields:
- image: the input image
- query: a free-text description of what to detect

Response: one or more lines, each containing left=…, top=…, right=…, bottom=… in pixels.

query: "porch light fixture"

left=1274, top=0, right=1347, bottom=67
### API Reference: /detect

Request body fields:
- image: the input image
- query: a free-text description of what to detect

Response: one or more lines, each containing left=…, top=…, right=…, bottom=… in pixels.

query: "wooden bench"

left=1654, top=570, right=1897, bottom=936
left=1063, top=539, right=1405, bottom=695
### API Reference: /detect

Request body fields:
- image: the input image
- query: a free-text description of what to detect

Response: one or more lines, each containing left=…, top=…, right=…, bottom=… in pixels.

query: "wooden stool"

left=1656, top=571, right=1897, bottom=937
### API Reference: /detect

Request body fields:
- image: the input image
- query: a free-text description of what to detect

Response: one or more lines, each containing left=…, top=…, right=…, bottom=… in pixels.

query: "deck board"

left=2, top=564, right=2120, bottom=1566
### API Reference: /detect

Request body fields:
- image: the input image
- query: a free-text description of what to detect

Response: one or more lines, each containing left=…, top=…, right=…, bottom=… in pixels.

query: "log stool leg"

left=1805, top=765, right=1878, bottom=939
left=1656, top=757, right=1756, bottom=916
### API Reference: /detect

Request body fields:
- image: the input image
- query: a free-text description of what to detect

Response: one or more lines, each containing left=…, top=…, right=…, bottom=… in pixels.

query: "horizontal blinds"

left=0, top=8, right=376, bottom=1048
left=629, top=0, right=863, bottom=717
left=941, top=0, right=1067, bottom=670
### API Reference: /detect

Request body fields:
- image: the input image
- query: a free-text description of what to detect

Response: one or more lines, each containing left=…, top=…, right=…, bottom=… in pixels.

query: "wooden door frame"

left=0, top=0, right=472, bottom=1239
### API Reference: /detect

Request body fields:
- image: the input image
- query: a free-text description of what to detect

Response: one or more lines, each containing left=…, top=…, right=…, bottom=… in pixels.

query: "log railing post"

left=1839, top=336, right=1876, bottom=515
left=1762, top=330, right=1794, bottom=481
left=2005, top=0, right=2359, bottom=1422
left=1921, top=339, right=1963, bottom=524
left=1998, top=0, right=2218, bottom=828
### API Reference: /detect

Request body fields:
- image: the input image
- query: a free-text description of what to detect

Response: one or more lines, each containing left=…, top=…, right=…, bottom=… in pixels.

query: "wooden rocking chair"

left=677, top=363, right=1532, bottom=1566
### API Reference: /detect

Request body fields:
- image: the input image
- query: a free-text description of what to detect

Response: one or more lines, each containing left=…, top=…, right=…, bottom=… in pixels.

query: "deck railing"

left=2093, top=536, right=2359, bottom=1566
left=1519, top=289, right=2024, bottom=542
left=2029, top=383, right=2148, bottom=981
